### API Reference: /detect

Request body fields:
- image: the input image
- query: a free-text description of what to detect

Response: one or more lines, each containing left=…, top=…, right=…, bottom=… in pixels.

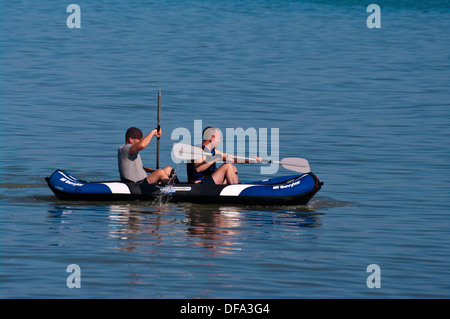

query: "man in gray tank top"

left=118, top=127, right=174, bottom=184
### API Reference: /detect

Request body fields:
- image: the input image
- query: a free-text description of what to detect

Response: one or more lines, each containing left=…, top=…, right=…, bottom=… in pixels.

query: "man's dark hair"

left=125, top=127, right=143, bottom=142
left=202, top=126, right=218, bottom=141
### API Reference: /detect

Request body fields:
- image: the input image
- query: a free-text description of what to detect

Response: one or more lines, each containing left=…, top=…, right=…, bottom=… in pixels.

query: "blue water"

left=1, top=0, right=449, bottom=298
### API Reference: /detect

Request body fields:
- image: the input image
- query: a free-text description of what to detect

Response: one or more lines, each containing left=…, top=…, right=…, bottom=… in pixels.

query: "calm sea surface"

left=1, top=1, right=449, bottom=298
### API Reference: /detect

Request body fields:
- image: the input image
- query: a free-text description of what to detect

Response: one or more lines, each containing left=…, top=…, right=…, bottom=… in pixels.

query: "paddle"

left=156, top=89, right=161, bottom=169
left=172, top=143, right=311, bottom=173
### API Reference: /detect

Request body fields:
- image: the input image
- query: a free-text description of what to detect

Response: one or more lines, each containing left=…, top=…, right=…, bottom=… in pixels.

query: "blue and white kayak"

left=46, top=169, right=322, bottom=205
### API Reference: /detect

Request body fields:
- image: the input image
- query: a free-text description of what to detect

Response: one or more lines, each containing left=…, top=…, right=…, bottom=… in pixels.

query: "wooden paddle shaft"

left=156, top=90, right=161, bottom=169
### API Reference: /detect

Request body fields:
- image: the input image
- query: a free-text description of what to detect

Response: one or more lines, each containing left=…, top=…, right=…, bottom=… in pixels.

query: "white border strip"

left=102, top=182, right=131, bottom=194
left=219, top=184, right=253, bottom=196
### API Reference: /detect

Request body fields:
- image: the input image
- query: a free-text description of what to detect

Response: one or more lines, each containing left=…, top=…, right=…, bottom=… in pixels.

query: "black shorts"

left=138, top=178, right=149, bottom=185
left=121, top=177, right=149, bottom=184
left=200, top=175, right=215, bottom=185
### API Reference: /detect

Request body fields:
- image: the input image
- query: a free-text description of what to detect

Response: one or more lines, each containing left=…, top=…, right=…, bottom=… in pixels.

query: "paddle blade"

left=172, top=143, right=205, bottom=161
left=280, top=157, right=310, bottom=173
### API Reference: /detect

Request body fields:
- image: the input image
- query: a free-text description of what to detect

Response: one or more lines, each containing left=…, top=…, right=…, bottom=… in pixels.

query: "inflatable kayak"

left=45, top=169, right=323, bottom=205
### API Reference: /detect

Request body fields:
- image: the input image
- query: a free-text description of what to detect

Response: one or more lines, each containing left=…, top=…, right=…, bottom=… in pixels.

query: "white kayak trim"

left=102, top=182, right=131, bottom=194
left=219, top=184, right=254, bottom=196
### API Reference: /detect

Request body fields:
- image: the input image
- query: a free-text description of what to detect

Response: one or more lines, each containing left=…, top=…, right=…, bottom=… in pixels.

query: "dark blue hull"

left=46, top=170, right=322, bottom=206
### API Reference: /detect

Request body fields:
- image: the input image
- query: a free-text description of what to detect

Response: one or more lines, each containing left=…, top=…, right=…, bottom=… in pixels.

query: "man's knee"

left=223, top=163, right=234, bottom=169
left=163, top=166, right=173, bottom=174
